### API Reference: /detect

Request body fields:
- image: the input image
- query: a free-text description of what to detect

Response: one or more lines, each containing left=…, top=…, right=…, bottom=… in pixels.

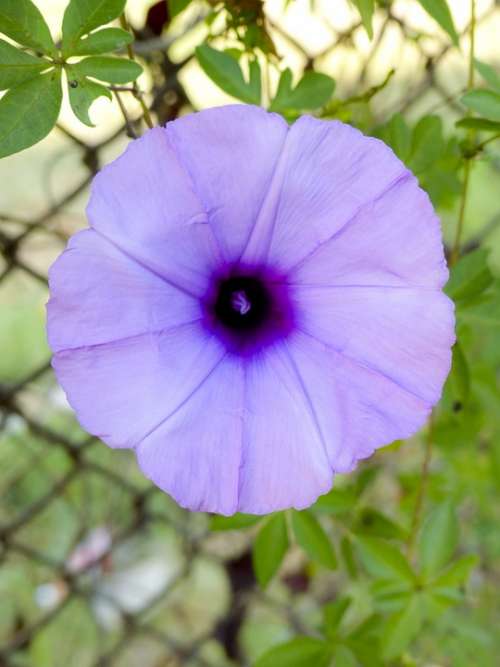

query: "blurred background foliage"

left=0, top=0, right=499, bottom=665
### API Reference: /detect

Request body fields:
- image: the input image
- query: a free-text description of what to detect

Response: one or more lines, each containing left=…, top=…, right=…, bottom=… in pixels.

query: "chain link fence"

left=1, top=2, right=499, bottom=665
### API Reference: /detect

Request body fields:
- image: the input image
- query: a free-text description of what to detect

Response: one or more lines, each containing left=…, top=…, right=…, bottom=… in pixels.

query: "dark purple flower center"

left=214, top=275, right=270, bottom=332
left=203, top=265, right=294, bottom=356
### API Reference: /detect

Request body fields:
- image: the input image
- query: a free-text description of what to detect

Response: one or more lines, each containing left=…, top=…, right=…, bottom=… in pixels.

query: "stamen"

left=231, top=290, right=251, bottom=315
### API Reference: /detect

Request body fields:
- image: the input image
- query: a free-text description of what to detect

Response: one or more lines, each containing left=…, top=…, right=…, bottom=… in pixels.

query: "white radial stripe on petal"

left=47, top=229, right=202, bottom=353
left=236, top=344, right=334, bottom=514
left=166, top=105, right=289, bottom=262
left=249, top=116, right=407, bottom=272
left=136, top=356, right=244, bottom=516
left=52, top=322, right=226, bottom=450
left=240, top=127, right=294, bottom=264
left=283, top=331, right=430, bottom=473
left=87, top=127, right=220, bottom=296
left=293, top=285, right=455, bottom=405
left=299, top=331, right=431, bottom=470
left=288, top=172, right=448, bottom=289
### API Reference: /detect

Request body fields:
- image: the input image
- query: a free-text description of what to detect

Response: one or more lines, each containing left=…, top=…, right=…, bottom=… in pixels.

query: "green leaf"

left=474, top=59, right=500, bottom=93
left=311, top=487, right=355, bottom=515
left=416, top=0, right=458, bottom=45
left=270, top=68, right=335, bottom=112
left=419, top=501, right=459, bottom=577
left=248, top=59, right=262, bottom=107
left=323, top=596, right=351, bottom=637
left=0, top=68, right=61, bottom=158
left=73, top=27, right=132, bottom=56
left=0, top=38, right=49, bottom=90
left=333, top=645, right=358, bottom=667
left=356, top=537, right=415, bottom=583
left=356, top=508, right=406, bottom=540
left=291, top=510, right=337, bottom=569
left=210, top=513, right=262, bottom=531
left=196, top=44, right=260, bottom=105
left=62, top=0, right=127, bottom=56
left=459, top=285, right=500, bottom=327
left=455, top=117, right=500, bottom=132
left=408, top=115, right=443, bottom=173
left=381, top=595, right=423, bottom=660
left=431, top=554, right=478, bottom=588
left=340, top=535, right=358, bottom=577
left=445, top=248, right=493, bottom=303
left=0, top=0, right=56, bottom=56
left=352, top=0, right=375, bottom=39
left=383, top=112, right=412, bottom=162
left=252, top=513, right=288, bottom=588
left=66, top=66, right=111, bottom=126
left=449, top=342, right=470, bottom=406
left=71, top=56, right=142, bottom=84
left=168, top=0, right=192, bottom=19
left=461, top=89, right=500, bottom=122
left=254, top=637, right=333, bottom=667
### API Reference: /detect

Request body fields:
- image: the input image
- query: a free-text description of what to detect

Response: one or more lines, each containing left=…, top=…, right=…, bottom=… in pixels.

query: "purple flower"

left=47, top=105, right=455, bottom=515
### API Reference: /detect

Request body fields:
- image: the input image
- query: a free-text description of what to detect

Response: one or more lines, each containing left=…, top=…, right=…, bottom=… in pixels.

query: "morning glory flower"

left=47, top=105, right=455, bottom=515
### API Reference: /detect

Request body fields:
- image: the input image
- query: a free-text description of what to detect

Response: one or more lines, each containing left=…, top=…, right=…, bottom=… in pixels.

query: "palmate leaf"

left=196, top=44, right=261, bottom=105
left=407, top=115, right=444, bottom=174
left=381, top=594, right=423, bottom=660
left=0, top=38, right=50, bottom=90
left=66, top=66, right=112, bottom=127
left=71, top=56, right=142, bottom=84
left=419, top=501, right=459, bottom=577
left=461, top=89, right=500, bottom=122
left=254, top=637, right=333, bottom=667
left=62, top=0, right=127, bottom=56
left=474, top=58, right=500, bottom=94
left=270, top=68, right=335, bottom=113
left=73, top=27, right=133, bottom=56
left=0, top=0, right=56, bottom=56
left=210, top=512, right=262, bottom=531
left=445, top=248, right=493, bottom=304
left=252, top=512, right=288, bottom=588
left=416, top=0, right=458, bottom=46
left=291, top=509, right=337, bottom=569
left=448, top=342, right=470, bottom=406
left=455, top=117, right=500, bottom=132
left=168, top=0, right=193, bottom=19
left=0, top=68, right=62, bottom=158
left=352, top=0, right=375, bottom=39
left=356, top=536, right=415, bottom=584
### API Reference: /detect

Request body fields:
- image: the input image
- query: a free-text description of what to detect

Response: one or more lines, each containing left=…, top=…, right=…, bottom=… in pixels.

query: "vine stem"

left=450, top=0, right=476, bottom=266
left=119, top=13, right=154, bottom=129
left=408, top=0, right=476, bottom=559
left=407, top=413, right=434, bottom=561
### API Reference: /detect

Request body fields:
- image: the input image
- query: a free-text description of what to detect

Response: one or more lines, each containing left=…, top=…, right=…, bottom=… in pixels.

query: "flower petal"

left=87, top=127, right=219, bottom=296
left=136, top=341, right=336, bottom=515
left=136, top=355, right=244, bottom=516
left=166, top=105, right=288, bottom=262
left=288, top=172, right=448, bottom=289
left=286, top=331, right=432, bottom=471
left=52, top=322, right=226, bottom=449
left=237, top=343, right=334, bottom=514
left=47, top=229, right=201, bottom=353
left=293, top=285, right=455, bottom=405
left=242, top=116, right=407, bottom=269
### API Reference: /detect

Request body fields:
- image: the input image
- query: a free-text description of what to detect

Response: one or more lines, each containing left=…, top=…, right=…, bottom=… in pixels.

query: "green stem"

left=119, top=13, right=154, bottom=130
left=407, top=414, right=434, bottom=561
left=450, top=0, right=476, bottom=266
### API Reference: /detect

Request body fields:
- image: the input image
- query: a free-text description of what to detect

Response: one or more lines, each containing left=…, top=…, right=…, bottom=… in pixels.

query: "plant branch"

left=450, top=0, right=476, bottom=266
left=119, top=13, right=154, bottom=129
